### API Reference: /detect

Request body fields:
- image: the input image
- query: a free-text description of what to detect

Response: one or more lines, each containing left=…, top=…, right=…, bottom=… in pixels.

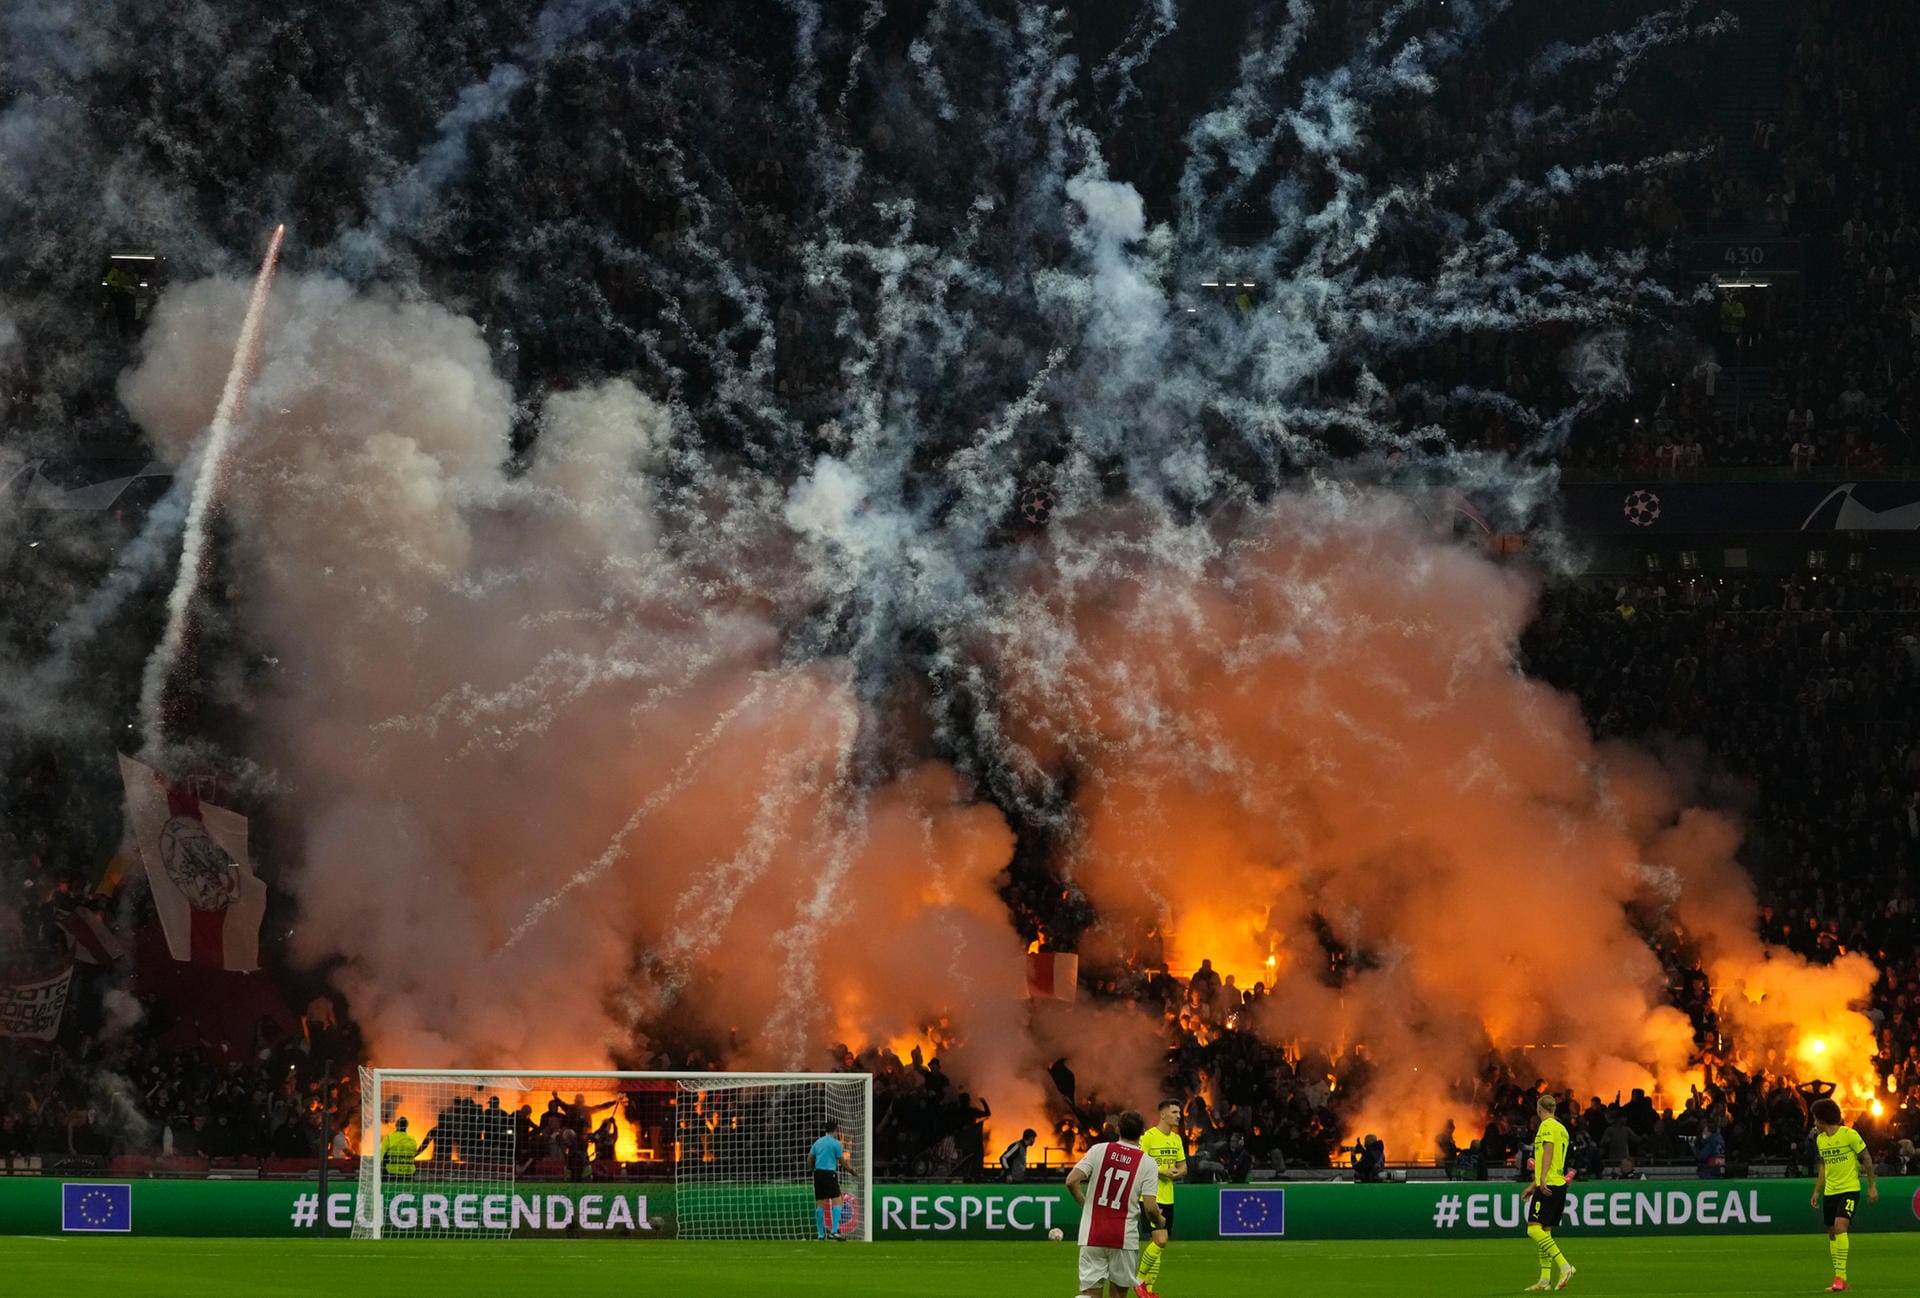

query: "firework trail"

left=331, top=0, right=653, bottom=276
left=1094, top=0, right=1178, bottom=113
left=135, top=223, right=284, bottom=755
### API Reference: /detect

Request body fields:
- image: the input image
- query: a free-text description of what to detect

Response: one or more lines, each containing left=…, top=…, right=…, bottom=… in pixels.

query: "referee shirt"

left=810, top=1133, right=845, bottom=1171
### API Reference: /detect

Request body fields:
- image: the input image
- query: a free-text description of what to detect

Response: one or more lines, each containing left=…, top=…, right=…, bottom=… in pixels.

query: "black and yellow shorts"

left=1823, top=1192, right=1860, bottom=1227
left=1529, top=1185, right=1567, bottom=1229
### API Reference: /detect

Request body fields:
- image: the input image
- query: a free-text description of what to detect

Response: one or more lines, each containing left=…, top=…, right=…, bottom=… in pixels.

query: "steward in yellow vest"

left=381, top=1116, right=419, bottom=1178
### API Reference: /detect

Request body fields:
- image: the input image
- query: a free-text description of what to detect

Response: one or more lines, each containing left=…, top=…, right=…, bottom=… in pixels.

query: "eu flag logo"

left=62, top=1182, right=132, bottom=1233
left=1218, top=1187, right=1285, bottom=1237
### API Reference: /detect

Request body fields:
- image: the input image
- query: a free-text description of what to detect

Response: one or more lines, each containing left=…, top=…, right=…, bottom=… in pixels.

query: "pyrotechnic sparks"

left=11, top=0, right=1883, bottom=1162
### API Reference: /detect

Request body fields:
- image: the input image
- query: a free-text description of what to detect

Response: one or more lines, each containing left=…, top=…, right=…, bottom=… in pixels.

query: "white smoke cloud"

left=100, top=986, right=145, bottom=1037
left=118, top=276, right=1050, bottom=1141
left=1565, top=328, right=1632, bottom=399
left=0, top=304, right=19, bottom=370
left=785, top=457, right=873, bottom=544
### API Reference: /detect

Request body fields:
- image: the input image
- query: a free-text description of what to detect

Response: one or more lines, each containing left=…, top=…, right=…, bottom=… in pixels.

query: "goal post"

left=352, top=1069, right=873, bottom=1241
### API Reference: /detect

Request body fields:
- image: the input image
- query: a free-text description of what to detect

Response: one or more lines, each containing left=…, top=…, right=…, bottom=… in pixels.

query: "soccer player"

left=809, top=1120, right=852, bottom=1240
left=1522, top=1094, right=1577, bottom=1292
left=1065, top=1110, right=1165, bottom=1298
left=1136, top=1099, right=1186, bottom=1295
left=1810, top=1097, right=1878, bottom=1292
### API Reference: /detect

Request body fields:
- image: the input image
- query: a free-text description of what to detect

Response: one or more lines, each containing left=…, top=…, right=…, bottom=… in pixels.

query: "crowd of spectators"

left=0, top=1008, right=355, bottom=1168
left=1752, top=0, right=1920, bottom=474
left=900, top=571, right=1919, bottom=1183
left=1567, top=0, right=1920, bottom=477
left=1518, top=572, right=1920, bottom=1174
left=821, top=951, right=1378, bottom=1179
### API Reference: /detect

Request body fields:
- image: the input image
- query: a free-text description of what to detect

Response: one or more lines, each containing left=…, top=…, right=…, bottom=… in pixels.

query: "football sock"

left=1830, top=1232, right=1849, bottom=1280
left=815, top=1206, right=827, bottom=1238
left=1528, top=1223, right=1566, bottom=1282
left=830, top=1203, right=842, bottom=1235
left=1137, top=1239, right=1164, bottom=1293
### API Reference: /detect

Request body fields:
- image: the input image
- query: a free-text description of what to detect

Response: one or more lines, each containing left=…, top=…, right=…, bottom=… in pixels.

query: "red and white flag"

left=60, top=908, right=125, bottom=965
left=1025, top=951, right=1078, bottom=1003
left=117, top=754, right=268, bottom=972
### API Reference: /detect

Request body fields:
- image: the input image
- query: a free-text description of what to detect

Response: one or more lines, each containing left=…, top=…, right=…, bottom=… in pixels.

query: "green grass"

left=7, top=1234, right=1917, bottom=1297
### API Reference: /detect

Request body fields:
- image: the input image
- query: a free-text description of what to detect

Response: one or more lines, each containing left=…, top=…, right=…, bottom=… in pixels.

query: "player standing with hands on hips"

left=1135, top=1099, right=1185, bottom=1294
left=810, top=1120, right=852, bottom=1240
left=1809, top=1097, right=1877, bottom=1292
left=1065, top=1110, right=1165, bottom=1298
left=1521, top=1094, right=1577, bottom=1291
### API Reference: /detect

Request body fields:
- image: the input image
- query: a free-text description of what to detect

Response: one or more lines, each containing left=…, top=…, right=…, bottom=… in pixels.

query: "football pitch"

left=10, top=1234, right=1919, bottom=1297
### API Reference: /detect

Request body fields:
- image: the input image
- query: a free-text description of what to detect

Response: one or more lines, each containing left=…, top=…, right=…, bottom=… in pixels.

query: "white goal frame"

left=353, top=1068, right=874, bottom=1241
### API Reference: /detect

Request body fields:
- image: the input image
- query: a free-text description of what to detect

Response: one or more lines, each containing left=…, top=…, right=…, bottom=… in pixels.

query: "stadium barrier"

left=876, top=1179, right=1920, bottom=1240
left=5, top=1177, right=1918, bottom=1239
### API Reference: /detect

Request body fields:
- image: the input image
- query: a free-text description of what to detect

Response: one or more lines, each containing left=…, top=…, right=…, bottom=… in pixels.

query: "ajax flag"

left=118, top=754, right=268, bottom=972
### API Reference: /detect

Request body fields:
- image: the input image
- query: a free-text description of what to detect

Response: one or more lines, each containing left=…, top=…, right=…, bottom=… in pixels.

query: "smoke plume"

left=21, top=1, right=1873, bottom=1159
left=117, top=272, right=1876, bottom=1159
left=994, top=491, right=1877, bottom=1149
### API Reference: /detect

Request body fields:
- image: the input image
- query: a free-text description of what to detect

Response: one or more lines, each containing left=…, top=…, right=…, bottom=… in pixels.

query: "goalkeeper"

left=809, top=1120, right=852, bottom=1240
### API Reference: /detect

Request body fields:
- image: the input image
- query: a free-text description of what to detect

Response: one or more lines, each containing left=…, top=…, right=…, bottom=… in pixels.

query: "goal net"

left=351, top=1069, right=873, bottom=1241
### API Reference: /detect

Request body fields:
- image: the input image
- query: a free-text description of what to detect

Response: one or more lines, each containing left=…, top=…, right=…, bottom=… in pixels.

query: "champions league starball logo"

left=1623, top=490, right=1662, bottom=527
left=1019, top=486, right=1055, bottom=526
left=158, top=817, right=242, bottom=911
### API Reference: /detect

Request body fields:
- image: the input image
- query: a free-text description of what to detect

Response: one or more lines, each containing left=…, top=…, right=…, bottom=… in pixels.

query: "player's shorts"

left=1823, top=1192, right=1860, bottom=1226
left=1140, top=1202, right=1174, bottom=1235
left=814, top=1171, right=841, bottom=1201
left=1077, top=1244, right=1141, bottom=1291
left=1529, top=1185, right=1567, bottom=1229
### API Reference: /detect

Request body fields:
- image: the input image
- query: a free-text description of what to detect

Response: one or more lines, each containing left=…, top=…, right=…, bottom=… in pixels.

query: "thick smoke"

left=118, top=275, right=1051, bottom=1127
left=992, top=491, right=1877, bottom=1150
left=23, top=0, right=1873, bottom=1155
left=116, top=270, right=1875, bottom=1158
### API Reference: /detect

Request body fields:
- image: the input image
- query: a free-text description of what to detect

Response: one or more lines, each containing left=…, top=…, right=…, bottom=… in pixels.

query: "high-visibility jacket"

left=380, top=1131, right=419, bottom=1177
